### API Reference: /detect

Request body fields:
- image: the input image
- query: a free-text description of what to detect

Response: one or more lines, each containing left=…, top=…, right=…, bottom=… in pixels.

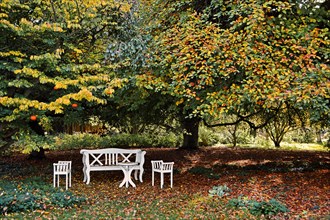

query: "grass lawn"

left=0, top=146, right=329, bottom=219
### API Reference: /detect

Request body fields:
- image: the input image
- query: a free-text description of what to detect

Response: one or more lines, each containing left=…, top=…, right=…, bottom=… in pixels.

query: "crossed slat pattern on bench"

left=90, top=153, right=135, bottom=166
left=90, top=153, right=104, bottom=166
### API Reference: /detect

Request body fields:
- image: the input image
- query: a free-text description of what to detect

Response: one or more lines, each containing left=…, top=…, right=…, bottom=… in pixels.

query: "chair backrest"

left=80, top=149, right=146, bottom=166
left=152, top=160, right=174, bottom=171
left=162, top=162, right=174, bottom=171
left=151, top=160, right=163, bottom=170
left=54, top=161, right=71, bottom=173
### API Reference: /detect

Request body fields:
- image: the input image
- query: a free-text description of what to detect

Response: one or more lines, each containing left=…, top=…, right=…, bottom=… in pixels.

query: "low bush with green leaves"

left=284, top=129, right=316, bottom=144
left=198, top=126, right=221, bottom=146
left=4, top=131, right=182, bottom=156
left=54, top=132, right=181, bottom=150
left=10, top=132, right=56, bottom=154
left=0, top=177, right=86, bottom=215
left=54, top=133, right=101, bottom=150
left=209, top=185, right=232, bottom=197
left=227, top=196, right=289, bottom=217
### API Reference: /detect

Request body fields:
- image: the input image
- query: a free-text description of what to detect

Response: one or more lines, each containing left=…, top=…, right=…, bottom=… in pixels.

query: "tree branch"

left=74, top=0, right=81, bottom=20
left=203, top=105, right=281, bottom=132
left=50, top=0, right=57, bottom=22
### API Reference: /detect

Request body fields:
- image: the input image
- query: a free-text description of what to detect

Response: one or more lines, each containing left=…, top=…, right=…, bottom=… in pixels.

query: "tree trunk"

left=230, top=124, right=238, bottom=148
left=232, top=135, right=237, bottom=148
left=28, top=148, right=46, bottom=160
left=28, top=121, right=46, bottom=159
left=274, top=141, right=281, bottom=148
left=180, top=117, right=200, bottom=150
left=316, top=129, right=322, bottom=144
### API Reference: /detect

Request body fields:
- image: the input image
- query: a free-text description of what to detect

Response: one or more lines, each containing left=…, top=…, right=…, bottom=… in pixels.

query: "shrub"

left=50, top=191, right=86, bottom=208
left=227, top=196, right=289, bottom=217
left=248, top=199, right=289, bottom=216
left=285, top=129, right=316, bottom=143
left=198, top=126, right=220, bottom=146
left=154, top=133, right=182, bottom=148
left=0, top=177, right=86, bottom=215
left=53, top=132, right=181, bottom=150
left=55, top=133, right=100, bottom=150
left=0, top=191, right=40, bottom=214
left=212, top=122, right=254, bottom=146
left=227, top=196, right=248, bottom=209
left=10, top=132, right=56, bottom=154
left=209, top=185, right=232, bottom=197
left=254, top=136, right=273, bottom=149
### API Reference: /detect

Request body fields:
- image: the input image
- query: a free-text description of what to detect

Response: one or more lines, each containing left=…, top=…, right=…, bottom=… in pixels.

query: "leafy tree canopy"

left=138, top=0, right=329, bottom=122
left=0, top=0, right=130, bottom=150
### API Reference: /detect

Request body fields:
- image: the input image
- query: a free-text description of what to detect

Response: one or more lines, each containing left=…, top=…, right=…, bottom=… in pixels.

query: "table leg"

left=119, top=166, right=136, bottom=188
left=126, top=168, right=136, bottom=187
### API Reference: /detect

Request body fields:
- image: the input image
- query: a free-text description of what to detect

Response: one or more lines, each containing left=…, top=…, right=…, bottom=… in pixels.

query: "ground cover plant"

left=0, top=147, right=329, bottom=219
left=0, top=177, right=86, bottom=215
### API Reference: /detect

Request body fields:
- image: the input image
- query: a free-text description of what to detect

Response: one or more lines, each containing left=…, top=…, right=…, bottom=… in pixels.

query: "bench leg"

left=86, top=169, right=91, bottom=185
left=139, top=168, right=144, bottom=182
left=83, top=166, right=87, bottom=182
left=82, top=154, right=87, bottom=182
left=160, top=173, right=164, bottom=189
left=134, top=170, right=138, bottom=181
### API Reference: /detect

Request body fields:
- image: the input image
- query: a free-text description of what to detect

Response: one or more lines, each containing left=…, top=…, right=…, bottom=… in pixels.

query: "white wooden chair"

left=53, top=161, right=72, bottom=190
left=151, top=160, right=174, bottom=188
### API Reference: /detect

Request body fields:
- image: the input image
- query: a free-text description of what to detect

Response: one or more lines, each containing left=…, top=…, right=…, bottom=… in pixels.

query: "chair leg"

left=65, top=174, right=68, bottom=190
left=57, top=175, right=60, bottom=187
left=152, top=170, right=154, bottom=186
left=69, top=172, right=71, bottom=187
left=53, top=174, right=56, bottom=188
left=170, top=171, right=173, bottom=188
left=160, top=173, right=164, bottom=189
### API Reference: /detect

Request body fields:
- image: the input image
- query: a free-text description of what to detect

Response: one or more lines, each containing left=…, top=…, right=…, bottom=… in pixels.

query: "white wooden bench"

left=80, top=148, right=146, bottom=185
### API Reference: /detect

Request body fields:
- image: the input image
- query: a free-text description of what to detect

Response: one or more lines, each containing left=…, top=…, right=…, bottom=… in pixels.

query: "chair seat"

left=151, top=160, right=174, bottom=188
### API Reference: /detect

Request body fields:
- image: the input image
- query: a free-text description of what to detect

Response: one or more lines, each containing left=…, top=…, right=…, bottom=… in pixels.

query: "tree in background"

left=136, top=0, right=329, bottom=149
left=0, top=0, right=129, bottom=155
left=103, top=0, right=181, bottom=136
left=263, top=102, right=309, bottom=147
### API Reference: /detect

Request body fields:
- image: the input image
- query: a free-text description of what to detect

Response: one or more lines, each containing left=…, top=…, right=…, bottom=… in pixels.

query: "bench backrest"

left=80, top=148, right=145, bottom=166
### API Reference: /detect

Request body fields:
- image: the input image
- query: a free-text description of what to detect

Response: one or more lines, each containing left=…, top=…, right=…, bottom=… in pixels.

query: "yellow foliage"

left=14, top=67, right=42, bottom=78
left=176, top=98, right=184, bottom=106
left=119, top=2, right=132, bottom=13
left=0, top=51, right=26, bottom=58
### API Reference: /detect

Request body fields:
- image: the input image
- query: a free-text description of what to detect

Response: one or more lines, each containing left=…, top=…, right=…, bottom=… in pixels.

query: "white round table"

left=118, top=162, right=138, bottom=188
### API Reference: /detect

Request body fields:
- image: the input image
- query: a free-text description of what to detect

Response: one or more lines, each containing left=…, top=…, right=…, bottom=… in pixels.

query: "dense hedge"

left=53, top=132, right=182, bottom=150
